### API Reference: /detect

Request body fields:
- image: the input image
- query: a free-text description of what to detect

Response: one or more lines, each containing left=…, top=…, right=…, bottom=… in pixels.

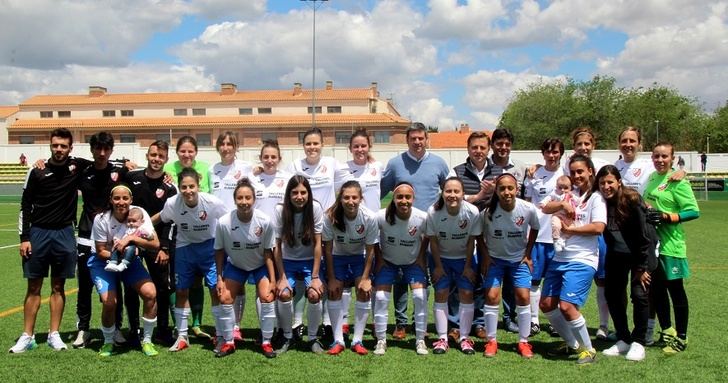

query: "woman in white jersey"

left=428, top=177, right=482, bottom=355
left=89, top=185, right=160, bottom=357
left=323, top=180, right=379, bottom=355
left=210, top=131, right=254, bottom=343
left=254, top=140, right=292, bottom=216
left=372, top=182, right=429, bottom=356
left=273, top=175, right=326, bottom=354
left=541, top=154, right=607, bottom=364
left=160, top=168, right=228, bottom=353
left=214, top=178, right=277, bottom=358
left=481, top=173, right=539, bottom=359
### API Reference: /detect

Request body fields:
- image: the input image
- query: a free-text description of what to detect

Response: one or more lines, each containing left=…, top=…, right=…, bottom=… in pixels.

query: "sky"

left=1, top=0, right=727, bottom=130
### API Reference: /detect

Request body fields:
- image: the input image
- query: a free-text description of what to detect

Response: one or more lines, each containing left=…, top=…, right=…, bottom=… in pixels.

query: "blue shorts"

left=22, top=226, right=77, bottom=279
left=332, top=254, right=366, bottom=283
left=223, top=261, right=269, bottom=285
left=531, top=242, right=555, bottom=282
left=431, top=258, right=475, bottom=292
left=88, top=253, right=151, bottom=295
left=595, top=235, right=607, bottom=280
left=482, top=258, right=532, bottom=290
left=542, top=261, right=595, bottom=308
left=374, top=261, right=427, bottom=286
left=174, top=239, right=217, bottom=290
left=283, top=259, right=322, bottom=290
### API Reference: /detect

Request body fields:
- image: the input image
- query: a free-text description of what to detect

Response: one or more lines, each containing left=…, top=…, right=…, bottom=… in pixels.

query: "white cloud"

left=407, top=98, right=457, bottom=130
left=188, top=0, right=266, bottom=21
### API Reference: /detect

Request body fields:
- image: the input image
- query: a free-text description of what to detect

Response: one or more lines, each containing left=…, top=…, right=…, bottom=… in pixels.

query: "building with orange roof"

left=428, top=124, right=491, bottom=149
left=6, top=81, right=411, bottom=147
left=0, top=106, right=19, bottom=144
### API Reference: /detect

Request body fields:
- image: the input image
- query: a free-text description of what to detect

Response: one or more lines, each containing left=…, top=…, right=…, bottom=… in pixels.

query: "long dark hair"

left=282, top=175, right=315, bottom=247
left=486, top=173, right=518, bottom=221
left=234, top=177, right=256, bottom=203
left=327, top=180, right=362, bottom=232
left=570, top=154, right=595, bottom=203
left=177, top=167, right=200, bottom=186
left=434, top=177, right=464, bottom=211
left=386, top=182, right=414, bottom=225
left=595, top=165, right=641, bottom=225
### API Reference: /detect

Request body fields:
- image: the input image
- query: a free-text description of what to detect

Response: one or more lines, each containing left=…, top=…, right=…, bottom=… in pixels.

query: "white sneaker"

left=415, top=339, right=429, bottom=355
left=602, top=340, right=630, bottom=356
left=625, top=342, right=646, bottom=361
left=117, top=261, right=129, bottom=272
left=104, top=262, right=119, bottom=272
left=553, top=238, right=565, bottom=253
left=72, top=330, right=91, bottom=348
left=596, top=326, right=609, bottom=340
left=373, top=339, right=386, bottom=355
left=47, top=331, right=68, bottom=351
left=113, top=329, right=127, bottom=345
left=9, top=333, right=37, bottom=353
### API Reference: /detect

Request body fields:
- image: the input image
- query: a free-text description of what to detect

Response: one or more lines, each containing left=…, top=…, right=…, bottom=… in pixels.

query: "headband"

left=495, top=172, right=518, bottom=184
left=392, top=183, right=415, bottom=195
left=110, top=184, right=132, bottom=196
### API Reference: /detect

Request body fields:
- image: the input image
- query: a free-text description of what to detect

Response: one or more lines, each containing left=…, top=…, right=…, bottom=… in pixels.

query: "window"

left=19, top=136, right=35, bottom=144
left=102, top=110, right=115, bottom=117
left=298, top=132, right=307, bottom=144
left=261, top=132, right=277, bottom=142
left=40, top=111, right=53, bottom=118
left=238, top=108, right=253, bottom=115
left=192, top=108, right=206, bottom=116
left=58, top=111, right=71, bottom=118
left=307, top=106, right=322, bottom=114
left=196, top=133, right=211, bottom=146
left=120, top=134, right=135, bottom=143
left=327, top=106, right=342, bottom=114
left=335, top=132, right=350, bottom=144
left=156, top=133, right=172, bottom=143
left=174, top=109, right=187, bottom=116
left=374, top=131, right=390, bottom=144
left=84, top=135, right=93, bottom=143
left=121, top=110, right=134, bottom=117
left=258, top=107, right=272, bottom=114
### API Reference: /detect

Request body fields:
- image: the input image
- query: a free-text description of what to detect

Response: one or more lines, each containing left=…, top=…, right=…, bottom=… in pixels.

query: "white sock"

left=102, top=325, right=115, bottom=344
left=353, top=301, right=370, bottom=344
left=544, top=309, right=578, bottom=349
left=569, top=314, right=593, bottom=350
left=516, top=305, right=531, bottom=342
left=374, top=290, right=390, bottom=340
left=233, top=294, right=246, bottom=324
left=434, top=302, right=448, bottom=340
left=597, top=285, right=609, bottom=329
left=142, top=316, right=156, bottom=343
left=484, top=304, right=499, bottom=341
left=328, top=299, right=344, bottom=344
left=174, top=307, right=191, bottom=338
left=412, top=288, right=427, bottom=341
left=341, top=288, right=352, bottom=326
left=256, top=297, right=261, bottom=318
left=293, top=283, right=305, bottom=328
left=219, top=304, right=235, bottom=343
left=529, top=285, right=541, bottom=325
left=321, top=296, right=331, bottom=326
left=277, top=300, right=293, bottom=339
left=458, top=303, right=474, bottom=339
left=211, top=305, right=223, bottom=339
left=259, top=302, right=276, bottom=344
left=307, top=301, right=322, bottom=339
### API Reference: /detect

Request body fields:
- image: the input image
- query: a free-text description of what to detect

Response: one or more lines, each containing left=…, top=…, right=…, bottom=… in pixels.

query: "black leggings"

left=650, top=262, right=689, bottom=337
left=605, top=251, right=650, bottom=345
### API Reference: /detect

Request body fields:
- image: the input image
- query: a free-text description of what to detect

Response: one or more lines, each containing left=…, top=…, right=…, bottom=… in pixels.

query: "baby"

left=548, top=175, right=577, bottom=253
left=104, top=207, right=153, bottom=272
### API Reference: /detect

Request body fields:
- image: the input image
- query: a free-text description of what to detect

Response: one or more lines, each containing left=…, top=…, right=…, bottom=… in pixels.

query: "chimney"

left=221, top=83, right=237, bottom=95
left=370, top=82, right=379, bottom=97
left=293, top=82, right=302, bottom=96
left=460, top=123, right=471, bottom=134
left=89, top=86, right=107, bottom=97
left=325, top=80, right=333, bottom=90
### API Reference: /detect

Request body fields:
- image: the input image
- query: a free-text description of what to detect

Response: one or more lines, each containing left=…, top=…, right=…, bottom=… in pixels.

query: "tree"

left=708, top=102, right=728, bottom=153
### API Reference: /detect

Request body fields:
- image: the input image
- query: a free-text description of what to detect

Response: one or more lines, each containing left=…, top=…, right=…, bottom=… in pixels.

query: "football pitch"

left=1, top=199, right=727, bottom=382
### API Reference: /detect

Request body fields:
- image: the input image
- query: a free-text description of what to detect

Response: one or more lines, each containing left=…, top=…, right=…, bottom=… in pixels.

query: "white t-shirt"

left=210, top=159, right=254, bottom=212
left=553, top=190, right=607, bottom=269
left=214, top=210, right=275, bottom=271
left=346, top=160, right=383, bottom=212
left=253, top=170, right=292, bottom=217
left=286, top=156, right=351, bottom=211
left=524, top=166, right=563, bottom=243
left=92, top=205, right=155, bottom=249
left=160, top=192, right=228, bottom=248
left=562, top=153, right=611, bottom=176
left=323, top=207, right=379, bottom=256
left=272, top=201, right=324, bottom=261
left=426, top=201, right=482, bottom=260
left=377, top=207, right=427, bottom=266
left=482, top=199, right=540, bottom=262
left=615, top=157, right=655, bottom=194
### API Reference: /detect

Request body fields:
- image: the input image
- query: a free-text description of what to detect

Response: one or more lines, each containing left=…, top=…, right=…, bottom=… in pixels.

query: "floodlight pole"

left=301, top=0, right=327, bottom=129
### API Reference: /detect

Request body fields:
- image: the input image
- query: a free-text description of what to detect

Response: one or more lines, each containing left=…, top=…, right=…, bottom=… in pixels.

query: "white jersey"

left=346, top=160, right=383, bottom=212
left=482, top=199, right=540, bottom=263
left=253, top=170, right=292, bottom=217
left=524, top=166, right=563, bottom=243
left=272, top=201, right=324, bottom=261
left=377, top=207, right=427, bottom=266
left=214, top=210, right=275, bottom=271
left=92, top=205, right=155, bottom=249
left=286, top=156, right=351, bottom=210
left=210, top=159, right=254, bottom=212
left=323, top=207, right=379, bottom=256
left=426, top=201, right=482, bottom=259
left=562, top=153, right=611, bottom=176
left=615, top=157, right=655, bottom=194
left=554, top=190, right=607, bottom=269
left=160, top=192, right=228, bottom=248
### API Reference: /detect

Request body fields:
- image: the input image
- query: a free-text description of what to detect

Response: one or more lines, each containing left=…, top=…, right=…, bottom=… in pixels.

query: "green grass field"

left=1, top=200, right=727, bottom=382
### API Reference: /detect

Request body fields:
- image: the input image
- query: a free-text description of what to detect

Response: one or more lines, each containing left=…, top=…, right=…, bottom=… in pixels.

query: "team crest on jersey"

left=658, top=183, right=668, bottom=191
left=234, top=170, right=241, bottom=179
left=254, top=226, right=263, bottom=237
left=68, top=164, right=76, bottom=172
left=155, top=188, right=165, bottom=198
left=320, top=164, right=328, bottom=173
left=514, top=216, right=525, bottom=226
left=355, top=224, right=365, bottom=234
left=110, top=172, right=119, bottom=182
left=199, top=210, right=208, bottom=220
left=408, top=226, right=418, bottom=236
left=458, top=219, right=468, bottom=229
left=276, top=179, right=284, bottom=188
left=632, top=168, right=642, bottom=178
left=370, top=168, right=377, bottom=176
